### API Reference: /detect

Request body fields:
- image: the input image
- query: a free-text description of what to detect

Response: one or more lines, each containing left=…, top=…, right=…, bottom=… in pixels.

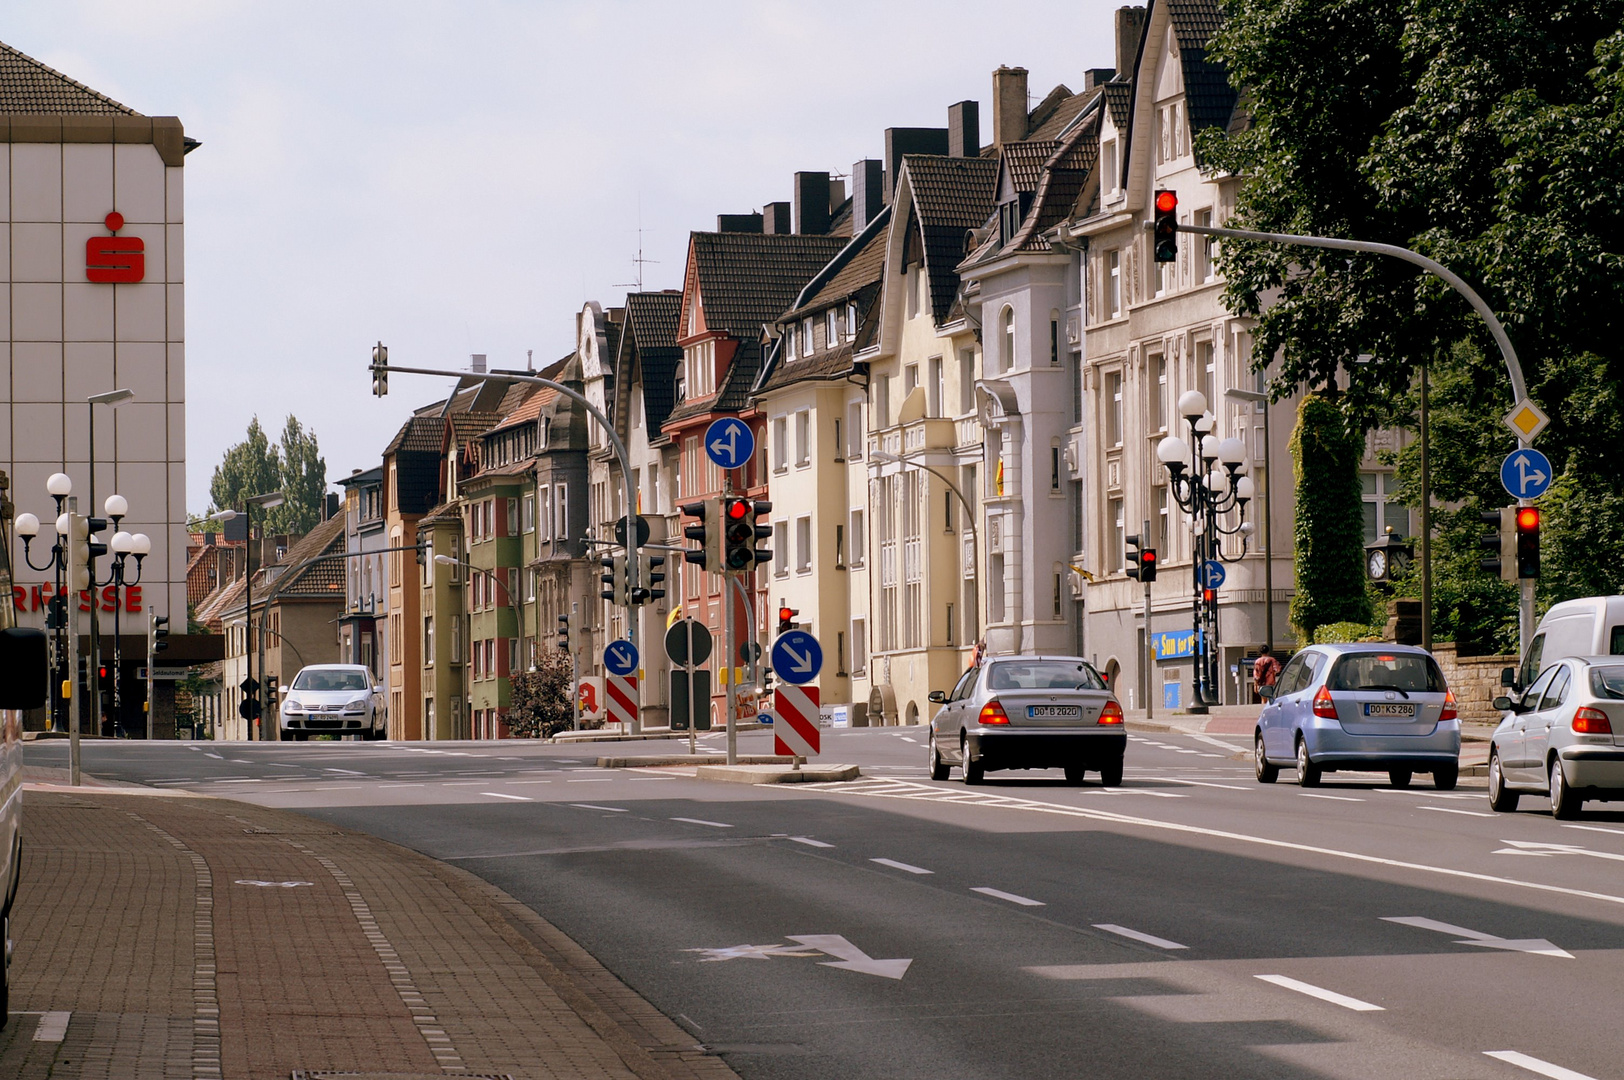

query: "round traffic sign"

left=1199, top=560, right=1226, bottom=589
left=663, top=619, right=713, bottom=666
left=603, top=639, right=639, bottom=676
left=704, top=417, right=755, bottom=471
left=770, top=630, right=823, bottom=685
left=738, top=641, right=762, bottom=664
left=1500, top=448, right=1553, bottom=501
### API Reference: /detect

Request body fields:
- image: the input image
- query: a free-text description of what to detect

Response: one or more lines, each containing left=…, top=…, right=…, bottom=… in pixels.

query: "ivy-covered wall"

left=1290, top=394, right=1373, bottom=639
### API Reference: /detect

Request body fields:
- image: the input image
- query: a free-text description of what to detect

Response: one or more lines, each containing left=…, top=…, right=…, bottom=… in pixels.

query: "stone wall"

left=1431, top=643, right=1515, bottom=725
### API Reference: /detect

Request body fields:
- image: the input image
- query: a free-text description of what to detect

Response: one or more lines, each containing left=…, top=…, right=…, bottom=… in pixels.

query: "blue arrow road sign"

left=1199, top=560, right=1227, bottom=589
left=1500, top=448, right=1553, bottom=501
left=603, top=640, right=639, bottom=677
left=704, top=417, right=755, bottom=471
left=770, top=630, right=823, bottom=686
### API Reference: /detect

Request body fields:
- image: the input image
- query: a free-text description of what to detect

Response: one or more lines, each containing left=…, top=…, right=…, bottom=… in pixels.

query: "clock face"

left=1368, top=549, right=1387, bottom=580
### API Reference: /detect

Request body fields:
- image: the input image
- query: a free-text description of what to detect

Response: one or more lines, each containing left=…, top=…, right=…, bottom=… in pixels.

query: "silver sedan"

left=1489, top=656, right=1624, bottom=818
left=927, top=656, right=1125, bottom=785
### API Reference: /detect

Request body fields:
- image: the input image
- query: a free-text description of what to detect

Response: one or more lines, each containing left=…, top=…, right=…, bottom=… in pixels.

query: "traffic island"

left=695, top=763, right=861, bottom=784
left=598, top=753, right=795, bottom=767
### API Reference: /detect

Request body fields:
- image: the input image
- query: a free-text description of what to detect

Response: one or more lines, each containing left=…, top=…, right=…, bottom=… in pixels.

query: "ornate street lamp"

left=16, top=472, right=78, bottom=731
left=1158, top=390, right=1255, bottom=712
left=92, top=492, right=149, bottom=733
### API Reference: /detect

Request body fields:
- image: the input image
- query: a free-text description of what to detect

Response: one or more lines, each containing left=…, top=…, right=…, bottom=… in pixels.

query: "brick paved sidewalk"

left=1, top=783, right=737, bottom=1080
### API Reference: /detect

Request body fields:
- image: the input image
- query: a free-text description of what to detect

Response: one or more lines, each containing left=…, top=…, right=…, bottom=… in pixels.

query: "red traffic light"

left=778, top=607, right=796, bottom=623
left=1141, top=551, right=1157, bottom=565
left=726, top=498, right=749, bottom=520
left=1155, top=190, right=1178, bottom=214
left=1516, top=506, right=1540, bottom=531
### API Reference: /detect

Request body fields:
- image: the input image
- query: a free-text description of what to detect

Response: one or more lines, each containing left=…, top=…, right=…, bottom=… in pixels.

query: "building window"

left=507, top=568, right=519, bottom=607
left=774, top=522, right=789, bottom=577
left=1111, top=498, right=1125, bottom=572
left=1362, top=471, right=1404, bottom=542
left=826, top=308, right=839, bottom=346
left=929, top=355, right=944, bottom=417
left=989, top=554, right=1006, bottom=623
left=784, top=326, right=796, bottom=361
left=849, top=508, right=866, bottom=568
left=773, top=416, right=789, bottom=472
left=906, top=264, right=920, bottom=320
left=802, top=317, right=814, bottom=355
left=846, top=301, right=858, bottom=340
left=851, top=618, right=867, bottom=675
left=424, top=616, right=434, bottom=659
left=509, top=637, right=520, bottom=674
left=1105, top=371, right=1123, bottom=447
left=506, top=498, right=518, bottom=536
left=425, top=697, right=434, bottom=733
left=1051, top=443, right=1062, bottom=491
left=873, top=376, right=890, bottom=429
left=1050, top=313, right=1060, bottom=366
left=847, top=402, right=865, bottom=459
left=796, top=516, right=812, bottom=573
left=1001, top=307, right=1015, bottom=373
left=1197, top=340, right=1215, bottom=407
left=1102, top=139, right=1118, bottom=193
left=959, top=348, right=975, bottom=414
left=795, top=410, right=810, bottom=467
left=523, top=494, right=535, bottom=532
left=1194, top=207, right=1214, bottom=280
left=1107, top=251, right=1121, bottom=317
left=554, top=483, right=568, bottom=540
left=1152, top=353, right=1167, bottom=432
left=835, top=523, right=846, bottom=568
left=1054, top=573, right=1063, bottom=620
left=903, top=362, right=919, bottom=400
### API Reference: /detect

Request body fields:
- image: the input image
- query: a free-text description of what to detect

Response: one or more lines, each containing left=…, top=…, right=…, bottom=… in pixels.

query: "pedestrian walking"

left=1251, top=646, right=1281, bottom=700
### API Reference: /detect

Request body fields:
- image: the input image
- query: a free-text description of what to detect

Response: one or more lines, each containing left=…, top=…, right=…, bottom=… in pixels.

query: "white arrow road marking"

left=1093, top=923, right=1188, bottom=950
left=1485, top=1050, right=1600, bottom=1080
left=235, top=880, right=314, bottom=888
left=787, top=934, right=913, bottom=980
left=871, top=857, right=933, bottom=875
left=972, top=886, right=1045, bottom=907
left=1255, top=974, right=1383, bottom=1012
left=1382, top=916, right=1572, bottom=958
left=1500, top=839, right=1624, bottom=864
left=687, top=943, right=821, bottom=962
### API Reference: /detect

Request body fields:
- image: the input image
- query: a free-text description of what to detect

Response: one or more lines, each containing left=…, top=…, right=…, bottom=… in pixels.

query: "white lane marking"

left=870, top=857, right=933, bottom=875
left=1301, top=793, right=1363, bottom=802
left=899, top=737, right=918, bottom=743
left=788, top=836, right=833, bottom=848
left=481, top=792, right=532, bottom=801
left=1498, top=840, right=1624, bottom=864
left=567, top=778, right=613, bottom=783
left=33, top=1011, right=70, bottom=1041
left=786, top=934, right=912, bottom=980
left=1382, top=915, right=1572, bottom=958
left=1093, top=923, right=1188, bottom=950
left=235, top=879, right=313, bottom=888
left=229, top=759, right=252, bottom=764
left=1255, top=974, right=1383, bottom=1012
left=1174, top=749, right=1202, bottom=755
left=570, top=803, right=628, bottom=812
left=205, top=753, right=222, bottom=759
left=324, top=768, right=365, bottom=774
left=441, top=781, right=486, bottom=787
left=1418, top=805, right=1494, bottom=818
left=508, top=780, right=553, bottom=785
left=1371, top=788, right=1482, bottom=801
left=797, top=778, right=1624, bottom=909
left=1139, top=775, right=1251, bottom=791
left=1188, top=733, right=1249, bottom=753
left=266, top=763, right=300, bottom=769
left=1484, top=1050, right=1601, bottom=1080
left=671, top=817, right=733, bottom=828
left=1561, top=823, right=1624, bottom=837
left=971, top=886, right=1044, bottom=907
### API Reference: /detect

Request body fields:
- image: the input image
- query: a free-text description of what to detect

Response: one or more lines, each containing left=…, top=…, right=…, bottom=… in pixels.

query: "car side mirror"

left=928, top=690, right=947, bottom=704
left=1257, top=685, right=1275, bottom=701
left=1492, top=696, right=1514, bottom=713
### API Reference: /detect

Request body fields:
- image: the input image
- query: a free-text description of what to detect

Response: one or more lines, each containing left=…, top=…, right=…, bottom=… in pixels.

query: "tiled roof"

left=1101, top=82, right=1132, bottom=129
left=902, top=155, right=1000, bottom=322
left=1027, top=88, right=1094, bottom=143
left=491, top=386, right=544, bottom=429
left=0, top=41, right=136, bottom=115
left=688, top=232, right=848, bottom=339
left=622, top=291, right=683, bottom=432
left=447, top=412, right=501, bottom=446
left=968, top=115, right=1102, bottom=264
left=1001, top=140, right=1060, bottom=195
left=1167, top=0, right=1238, bottom=156
left=663, top=340, right=764, bottom=426
left=757, top=341, right=858, bottom=393
left=266, top=514, right=348, bottom=600
left=788, top=205, right=890, bottom=319
left=384, top=415, right=446, bottom=456
left=420, top=500, right=463, bottom=526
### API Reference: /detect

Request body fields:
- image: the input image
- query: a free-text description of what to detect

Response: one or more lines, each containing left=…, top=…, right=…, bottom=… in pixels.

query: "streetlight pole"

left=210, top=490, right=285, bottom=741
left=85, top=389, right=133, bottom=736
left=90, top=493, right=149, bottom=735
left=1224, top=387, right=1274, bottom=656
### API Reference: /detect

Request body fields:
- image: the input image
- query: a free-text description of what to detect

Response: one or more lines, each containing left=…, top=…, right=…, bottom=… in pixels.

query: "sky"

left=7, top=1, right=1122, bottom=512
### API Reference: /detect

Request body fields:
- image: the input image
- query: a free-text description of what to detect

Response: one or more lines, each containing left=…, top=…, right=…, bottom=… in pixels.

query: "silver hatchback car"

left=1488, top=656, right=1624, bottom=818
left=927, top=656, right=1125, bottom=785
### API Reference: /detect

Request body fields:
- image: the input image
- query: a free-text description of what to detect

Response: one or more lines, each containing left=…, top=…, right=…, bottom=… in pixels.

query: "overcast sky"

left=9, top=1, right=1121, bottom=511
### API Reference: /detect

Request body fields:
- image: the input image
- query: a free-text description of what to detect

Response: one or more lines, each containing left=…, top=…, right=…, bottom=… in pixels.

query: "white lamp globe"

left=14, top=513, right=39, bottom=538
left=131, top=533, right=152, bottom=556
left=1240, top=521, right=1256, bottom=536
left=1218, top=438, right=1246, bottom=465
left=1195, top=412, right=1215, bottom=434
left=1157, top=436, right=1189, bottom=464
left=104, top=493, right=128, bottom=519
left=56, top=513, right=71, bottom=537
left=1207, top=469, right=1230, bottom=495
left=1200, top=435, right=1220, bottom=462
left=1235, top=459, right=1252, bottom=475
left=111, top=531, right=134, bottom=554
left=46, top=473, right=72, bottom=497
left=1236, top=476, right=1256, bottom=501
left=1177, top=390, right=1208, bottom=420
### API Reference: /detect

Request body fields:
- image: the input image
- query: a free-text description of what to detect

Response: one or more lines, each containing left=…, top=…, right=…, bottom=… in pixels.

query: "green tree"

left=507, top=650, right=576, bottom=738
left=206, top=415, right=328, bottom=535
left=207, top=418, right=280, bottom=521
left=1290, top=394, right=1372, bottom=639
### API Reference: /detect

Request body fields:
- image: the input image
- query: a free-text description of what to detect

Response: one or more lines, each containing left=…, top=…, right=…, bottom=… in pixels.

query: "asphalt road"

left=29, top=727, right=1624, bottom=1080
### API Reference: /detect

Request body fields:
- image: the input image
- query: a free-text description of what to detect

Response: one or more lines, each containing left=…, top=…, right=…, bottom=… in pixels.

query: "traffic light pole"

left=723, top=474, right=739, bottom=767
left=146, top=613, right=155, bottom=741
left=1143, top=519, right=1154, bottom=721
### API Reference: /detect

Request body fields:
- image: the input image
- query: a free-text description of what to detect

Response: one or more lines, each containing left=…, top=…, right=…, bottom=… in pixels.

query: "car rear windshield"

left=292, top=670, right=369, bottom=692
left=1325, top=653, right=1446, bottom=694
left=986, top=660, right=1105, bottom=691
left=1590, top=667, right=1624, bottom=700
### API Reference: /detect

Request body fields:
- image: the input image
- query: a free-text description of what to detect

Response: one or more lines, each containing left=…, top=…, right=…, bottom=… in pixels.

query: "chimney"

left=883, top=127, right=950, bottom=202
left=324, top=492, right=340, bottom=521
left=851, top=159, right=883, bottom=229
left=716, top=212, right=764, bottom=233
left=1084, top=67, right=1115, bottom=91
left=763, top=202, right=792, bottom=235
left=992, top=66, right=1029, bottom=148
left=1116, top=6, right=1147, bottom=82
left=793, top=171, right=831, bottom=235
left=470, top=353, right=487, bottom=374
left=948, top=100, right=981, bottom=157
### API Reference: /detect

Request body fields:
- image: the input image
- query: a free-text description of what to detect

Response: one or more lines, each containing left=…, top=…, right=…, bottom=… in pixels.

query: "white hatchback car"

left=280, top=664, right=386, bottom=741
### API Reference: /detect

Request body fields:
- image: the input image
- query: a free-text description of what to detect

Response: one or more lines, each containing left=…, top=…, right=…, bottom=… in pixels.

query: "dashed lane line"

left=1255, top=974, right=1383, bottom=1012
left=871, top=857, right=933, bottom=875
left=971, top=886, right=1045, bottom=907
left=1484, top=1050, right=1600, bottom=1080
left=1301, top=793, right=1363, bottom=802
left=1093, top=924, right=1188, bottom=950
left=1418, top=805, right=1494, bottom=818
left=787, top=836, right=833, bottom=848
left=570, top=803, right=629, bottom=813
left=671, top=817, right=733, bottom=828
left=481, top=792, right=532, bottom=801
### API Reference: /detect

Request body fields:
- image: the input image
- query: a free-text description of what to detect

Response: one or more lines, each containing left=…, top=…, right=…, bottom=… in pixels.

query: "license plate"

left=1028, top=705, right=1081, bottom=719
left=1364, top=703, right=1415, bottom=718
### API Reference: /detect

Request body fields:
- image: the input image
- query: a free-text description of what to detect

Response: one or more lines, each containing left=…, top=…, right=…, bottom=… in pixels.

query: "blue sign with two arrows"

left=704, top=417, right=755, bottom=471
left=1500, top=448, right=1553, bottom=501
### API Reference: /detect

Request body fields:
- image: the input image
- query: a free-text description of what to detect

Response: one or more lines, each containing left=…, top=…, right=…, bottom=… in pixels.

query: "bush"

left=1312, top=621, right=1383, bottom=644
left=506, top=649, right=578, bottom=738
left=1290, top=394, right=1373, bottom=640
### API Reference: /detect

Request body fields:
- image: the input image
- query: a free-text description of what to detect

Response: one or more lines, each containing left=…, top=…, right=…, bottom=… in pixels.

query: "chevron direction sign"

left=773, top=684, right=820, bottom=758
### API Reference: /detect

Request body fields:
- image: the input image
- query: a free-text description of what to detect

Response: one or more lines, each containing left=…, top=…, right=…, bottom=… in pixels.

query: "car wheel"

left=928, top=733, right=950, bottom=781
left=1388, top=769, right=1413, bottom=789
left=1064, top=765, right=1087, bottom=785
left=1098, top=756, right=1124, bottom=787
left=1487, top=750, right=1519, bottom=812
left=1295, top=739, right=1322, bottom=788
left=1255, top=735, right=1278, bottom=784
left=961, top=736, right=983, bottom=785
left=1432, top=763, right=1458, bottom=791
left=1550, top=758, right=1581, bottom=819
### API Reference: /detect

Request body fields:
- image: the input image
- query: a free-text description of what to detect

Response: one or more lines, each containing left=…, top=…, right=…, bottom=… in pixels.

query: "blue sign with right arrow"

left=1199, top=560, right=1226, bottom=589
left=1500, top=448, right=1553, bottom=501
left=771, top=630, right=823, bottom=686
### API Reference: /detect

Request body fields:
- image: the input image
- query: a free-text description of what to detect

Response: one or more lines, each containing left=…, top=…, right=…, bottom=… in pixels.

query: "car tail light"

left=978, top=700, right=1010, bottom=725
left=1098, top=701, right=1124, bottom=725
left=1573, top=706, right=1613, bottom=734
left=1312, top=685, right=1338, bottom=719
left=1440, top=689, right=1458, bottom=722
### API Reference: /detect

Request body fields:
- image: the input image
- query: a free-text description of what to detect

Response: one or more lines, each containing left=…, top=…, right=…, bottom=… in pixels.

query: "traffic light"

left=1125, top=533, right=1143, bottom=580
left=680, top=499, right=721, bottom=572
left=777, top=606, right=799, bottom=634
left=64, top=512, right=90, bottom=593
left=371, top=342, right=389, bottom=397
left=1515, top=505, right=1540, bottom=579
left=1153, top=189, right=1178, bottom=263
left=85, top=516, right=108, bottom=564
left=152, top=614, right=170, bottom=654
left=1478, top=508, right=1508, bottom=578
left=633, top=553, right=666, bottom=605
left=1139, top=548, right=1158, bottom=583
left=722, top=497, right=756, bottom=572
left=600, top=553, right=629, bottom=605
left=750, top=500, right=772, bottom=567
left=415, top=535, right=429, bottom=566
left=557, top=612, right=571, bottom=650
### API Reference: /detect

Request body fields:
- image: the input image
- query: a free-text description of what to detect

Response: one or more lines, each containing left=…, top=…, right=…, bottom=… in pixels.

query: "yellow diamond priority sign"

left=1503, top=399, right=1550, bottom=443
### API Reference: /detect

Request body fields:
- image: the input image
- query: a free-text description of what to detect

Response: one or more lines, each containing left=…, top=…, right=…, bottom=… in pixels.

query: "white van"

left=1508, top=596, right=1624, bottom=691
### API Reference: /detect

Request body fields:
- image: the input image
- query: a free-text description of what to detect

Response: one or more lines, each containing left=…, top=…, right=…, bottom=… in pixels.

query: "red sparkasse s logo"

left=85, top=211, right=144, bottom=283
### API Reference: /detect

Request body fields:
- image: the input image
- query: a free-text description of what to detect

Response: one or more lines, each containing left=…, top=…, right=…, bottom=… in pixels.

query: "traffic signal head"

left=680, top=499, right=721, bottom=572
left=1153, top=189, right=1178, bottom=263
left=1477, top=508, right=1508, bottom=578
left=371, top=342, right=389, bottom=397
left=415, top=535, right=429, bottom=566
left=1139, top=548, right=1158, bottom=583
left=777, top=606, right=799, bottom=634
left=557, top=612, right=571, bottom=649
left=600, top=553, right=630, bottom=605
left=633, top=553, right=666, bottom=605
left=1515, top=505, right=1540, bottom=579
left=752, top=500, right=773, bottom=567
left=722, top=497, right=755, bottom=571
left=153, top=614, right=170, bottom=653
left=1125, top=533, right=1143, bottom=580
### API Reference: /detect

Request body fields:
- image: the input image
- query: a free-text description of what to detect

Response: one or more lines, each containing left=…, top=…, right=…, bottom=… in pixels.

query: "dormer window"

left=999, top=199, right=1021, bottom=247
left=1102, top=139, right=1118, bottom=194
left=801, top=317, right=814, bottom=356
left=846, top=301, right=858, bottom=340
left=826, top=308, right=839, bottom=347
left=785, top=327, right=796, bottom=361
left=673, top=368, right=686, bottom=404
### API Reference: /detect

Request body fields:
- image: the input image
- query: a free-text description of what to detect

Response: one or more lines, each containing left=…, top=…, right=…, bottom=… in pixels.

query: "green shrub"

left=1290, top=394, right=1373, bottom=640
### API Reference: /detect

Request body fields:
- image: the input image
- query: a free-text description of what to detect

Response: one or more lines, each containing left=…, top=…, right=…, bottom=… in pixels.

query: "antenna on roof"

left=614, top=196, right=659, bottom=291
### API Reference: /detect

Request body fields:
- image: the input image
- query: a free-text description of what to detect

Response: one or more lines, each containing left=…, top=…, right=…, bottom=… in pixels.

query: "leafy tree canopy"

left=205, top=415, right=328, bottom=535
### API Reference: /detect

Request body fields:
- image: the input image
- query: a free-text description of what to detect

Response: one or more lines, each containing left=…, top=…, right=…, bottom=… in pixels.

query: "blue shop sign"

left=1152, top=630, right=1199, bottom=661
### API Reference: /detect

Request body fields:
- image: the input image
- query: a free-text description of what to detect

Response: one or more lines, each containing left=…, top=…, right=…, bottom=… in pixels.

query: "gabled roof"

left=1166, top=0, right=1238, bottom=146
left=620, top=291, right=683, bottom=434
left=663, top=339, right=763, bottom=425
left=1027, top=88, right=1095, bottom=142
left=384, top=415, right=448, bottom=457
left=1001, top=140, right=1060, bottom=195
left=901, top=155, right=1000, bottom=322
left=264, top=513, right=347, bottom=600
left=964, top=109, right=1102, bottom=265
left=0, top=41, right=136, bottom=114
left=684, top=232, right=848, bottom=340
left=1101, top=81, right=1133, bottom=130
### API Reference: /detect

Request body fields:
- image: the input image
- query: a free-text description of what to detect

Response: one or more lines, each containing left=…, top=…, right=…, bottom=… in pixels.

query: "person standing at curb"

left=1252, top=646, right=1281, bottom=700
